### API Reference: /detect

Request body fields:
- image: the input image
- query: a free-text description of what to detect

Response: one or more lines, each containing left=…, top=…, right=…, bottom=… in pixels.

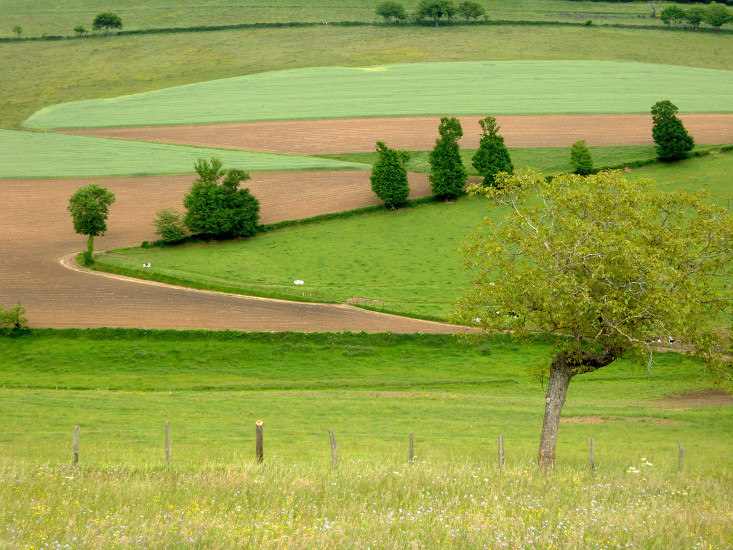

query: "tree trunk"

left=538, top=359, right=572, bottom=470
left=85, top=234, right=95, bottom=264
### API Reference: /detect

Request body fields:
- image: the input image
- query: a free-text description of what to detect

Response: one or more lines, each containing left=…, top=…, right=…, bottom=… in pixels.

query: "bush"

left=570, top=139, right=594, bottom=175
left=375, top=1, right=407, bottom=22
left=0, top=303, right=28, bottom=332
left=153, top=208, right=189, bottom=243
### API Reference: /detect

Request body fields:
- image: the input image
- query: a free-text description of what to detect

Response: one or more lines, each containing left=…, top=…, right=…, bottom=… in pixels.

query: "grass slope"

left=0, top=0, right=687, bottom=37
left=97, top=153, right=733, bottom=318
left=24, top=61, right=733, bottom=129
left=3, top=25, right=732, bottom=129
left=0, top=130, right=367, bottom=178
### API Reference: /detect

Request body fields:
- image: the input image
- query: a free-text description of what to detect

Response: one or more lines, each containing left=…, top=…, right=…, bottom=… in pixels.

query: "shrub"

left=153, top=208, right=189, bottom=243
left=570, top=139, right=594, bottom=175
left=370, top=141, right=410, bottom=208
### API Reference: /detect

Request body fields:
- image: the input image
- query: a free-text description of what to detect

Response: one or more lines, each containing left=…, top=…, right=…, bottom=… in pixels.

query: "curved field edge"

left=0, top=130, right=367, bottom=179
left=92, top=152, right=733, bottom=321
left=23, top=61, right=733, bottom=130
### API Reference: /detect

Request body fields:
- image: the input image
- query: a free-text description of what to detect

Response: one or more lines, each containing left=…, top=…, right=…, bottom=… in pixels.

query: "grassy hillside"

left=95, top=153, right=733, bottom=319
left=23, top=61, right=733, bottom=129
left=1, top=0, right=681, bottom=37
left=3, top=25, right=732, bottom=129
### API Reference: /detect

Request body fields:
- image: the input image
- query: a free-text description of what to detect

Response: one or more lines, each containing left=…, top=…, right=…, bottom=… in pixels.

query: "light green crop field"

left=96, top=153, right=733, bottom=319
left=24, top=61, right=733, bottom=129
left=0, top=130, right=366, bottom=178
left=3, top=25, right=732, bottom=129
left=0, top=0, right=678, bottom=37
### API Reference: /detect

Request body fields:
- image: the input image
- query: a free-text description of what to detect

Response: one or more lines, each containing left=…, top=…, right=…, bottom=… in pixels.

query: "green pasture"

left=0, top=330, right=725, bottom=469
left=24, top=61, right=733, bottom=129
left=0, top=0, right=683, bottom=38
left=3, top=26, right=732, bottom=130
left=0, top=130, right=366, bottom=178
left=97, top=152, right=733, bottom=319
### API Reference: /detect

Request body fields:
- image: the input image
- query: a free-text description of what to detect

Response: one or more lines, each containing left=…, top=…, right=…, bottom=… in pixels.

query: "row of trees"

left=376, top=0, right=486, bottom=26
left=660, top=2, right=732, bottom=31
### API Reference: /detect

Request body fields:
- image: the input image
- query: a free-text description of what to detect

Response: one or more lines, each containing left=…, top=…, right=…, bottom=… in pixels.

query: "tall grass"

left=0, top=130, right=366, bottom=179
left=1, top=460, right=731, bottom=549
left=23, top=61, right=733, bottom=129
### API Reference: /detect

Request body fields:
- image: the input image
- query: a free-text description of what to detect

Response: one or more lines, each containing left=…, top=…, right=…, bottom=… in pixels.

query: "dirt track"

left=4, top=114, right=733, bottom=331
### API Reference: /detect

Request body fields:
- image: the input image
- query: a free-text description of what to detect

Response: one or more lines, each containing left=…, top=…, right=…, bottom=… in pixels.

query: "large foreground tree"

left=455, top=170, right=732, bottom=469
left=67, top=184, right=116, bottom=265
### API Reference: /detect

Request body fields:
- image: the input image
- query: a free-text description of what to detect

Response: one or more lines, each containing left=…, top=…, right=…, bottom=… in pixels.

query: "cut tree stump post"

left=409, top=432, right=414, bottom=464
left=73, top=426, right=80, bottom=465
left=328, top=430, right=338, bottom=469
left=678, top=441, right=684, bottom=471
left=498, top=434, right=504, bottom=471
left=165, top=421, right=170, bottom=464
left=589, top=437, right=596, bottom=472
left=256, top=420, right=263, bottom=463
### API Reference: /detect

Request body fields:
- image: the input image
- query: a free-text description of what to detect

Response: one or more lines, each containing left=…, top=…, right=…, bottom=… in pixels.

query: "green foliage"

left=92, top=11, right=122, bottom=36
left=660, top=5, right=687, bottom=26
left=704, top=1, right=733, bottom=31
left=375, top=1, right=407, bottom=22
left=651, top=99, right=695, bottom=161
left=569, top=139, right=594, bottom=175
left=685, top=5, right=707, bottom=30
left=429, top=117, right=467, bottom=200
left=153, top=208, right=189, bottom=243
left=457, top=1, right=486, bottom=23
left=370, top=140, right=410, bottom=208
left=415, top=0, right=456, bottom=26
left=67, top=184, right=116, bottom=264
left=183, top=158, right=260, bottom=239
left=458, top=169, right=732, bottom=371
left=0, top=303, right=27, bottom=332
left=471, top=115, right=514, bottom=186
left=12, top=24, right=22, bottom=38
left=73, top=25, right=87, bottom=37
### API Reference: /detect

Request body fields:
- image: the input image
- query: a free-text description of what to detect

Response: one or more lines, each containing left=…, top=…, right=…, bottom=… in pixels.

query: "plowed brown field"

left=62, top=114, right=733, bottom=154
left=5, top=115, right=732, bottom=331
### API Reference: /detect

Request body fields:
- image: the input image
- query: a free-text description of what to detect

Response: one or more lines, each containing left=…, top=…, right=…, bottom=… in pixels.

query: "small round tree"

left=651, top=100, right=694, bottom=161
left=153, top=208, right=189, bottom=244
left=429, top=117, right=467, bottom=200
left=685, top=6, right=706, bottom=31
left=471, top=116, right=513, bottom=187
left=183, top=158, right=260, bottom=239
left=67, top=184, right=116, bottom=265
left=92, top=11, right=122, bottom=36
left=370, top=141, right=410, bottom=208
left=375, top=1, right=407, bottom=23
left=704, top=2, right=732, bottom=32
left=570, top=139, right=594, bottom=175
left=415, top=0, right=456, bottom=27
left=457, top=1, right=485, bottom=23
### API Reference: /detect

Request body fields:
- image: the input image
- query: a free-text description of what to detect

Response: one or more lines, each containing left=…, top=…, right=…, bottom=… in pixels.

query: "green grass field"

left=3, top=25, right=732, bottom=129
left=0, top=130, right=366, bottom=179
left=0, top=0, right=684, bottom=38
left=23, top=61, right=733, bottom=129
left=96, top=153, right=733, bottom=319
left=0, top=329, right=730, bottom=548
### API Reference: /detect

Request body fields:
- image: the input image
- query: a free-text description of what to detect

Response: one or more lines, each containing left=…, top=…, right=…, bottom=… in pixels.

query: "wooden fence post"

left=73, top=426, right=80, bottom=465
left=589, top=437, right=596, bottom=472
left=498, top=434, right=504, bottom=471
left=328, top=430, right=337, bottom=469
left=678, top=441, right=684, bottom=471
left=409, top=432, right=414, bottom=464
left=165, top=421, right=170, bottom=464
left=255, top=420, right=263, bottom=463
